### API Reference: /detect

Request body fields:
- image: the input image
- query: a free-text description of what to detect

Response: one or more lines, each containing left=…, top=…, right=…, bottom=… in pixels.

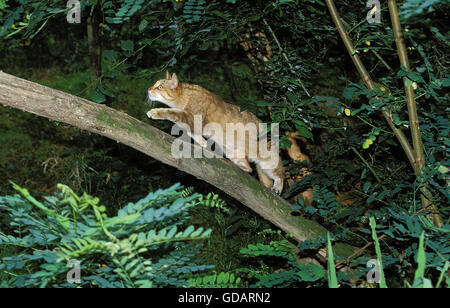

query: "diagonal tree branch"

left=0, top=71, right=359, bottom=254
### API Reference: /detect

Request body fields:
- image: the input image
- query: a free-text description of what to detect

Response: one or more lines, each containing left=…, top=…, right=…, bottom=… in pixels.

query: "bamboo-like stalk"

left=325, top=0, right=442, bottom=227
left=325, top=0, right=416, bottom=170
left=388, top=0, right=424, bottom=171
left=388, top=0, right=443, bottom=227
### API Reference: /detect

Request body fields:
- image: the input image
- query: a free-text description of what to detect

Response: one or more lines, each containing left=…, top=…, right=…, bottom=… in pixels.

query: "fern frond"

left=188, top=271, right=241, bottom=288
left=0, top=183, right=214, bottom=288
left=181, top=186, right=195, bottom=198
left=183, top=0, right=205, bottom=24
left=197, top=192, right=228, bottom=212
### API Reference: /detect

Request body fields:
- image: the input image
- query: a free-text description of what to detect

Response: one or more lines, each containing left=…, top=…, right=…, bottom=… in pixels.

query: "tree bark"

left=0, top=71, right=358, bottom=252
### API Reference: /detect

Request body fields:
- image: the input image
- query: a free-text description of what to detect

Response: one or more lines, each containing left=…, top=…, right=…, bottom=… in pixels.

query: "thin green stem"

left=350, top=147, right=385, bottom=189
left=263, top=18, right=311, bottom=98
left=325, top=0, right=416, bottom=172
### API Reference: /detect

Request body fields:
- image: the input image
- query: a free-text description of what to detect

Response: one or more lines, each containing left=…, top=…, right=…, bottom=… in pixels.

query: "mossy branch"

left=0, top=71, right=359, bottom=252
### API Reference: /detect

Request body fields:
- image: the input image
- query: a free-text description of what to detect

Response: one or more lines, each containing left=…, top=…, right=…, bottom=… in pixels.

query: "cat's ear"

left=170, top=73, right=179, bottom=90
left=166, top=70, right=171, bottom=79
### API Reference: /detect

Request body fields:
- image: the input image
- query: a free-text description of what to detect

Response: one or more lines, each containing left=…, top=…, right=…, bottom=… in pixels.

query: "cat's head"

left=148, top=72, right=182, bottom=108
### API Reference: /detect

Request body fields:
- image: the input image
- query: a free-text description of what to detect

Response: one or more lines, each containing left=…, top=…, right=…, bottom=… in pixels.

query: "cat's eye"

left=158, top=86, right=162, bottom=89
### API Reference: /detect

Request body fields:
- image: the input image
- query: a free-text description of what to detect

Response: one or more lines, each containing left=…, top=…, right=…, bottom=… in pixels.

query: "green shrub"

left=0, top=182, right=214, bottom=288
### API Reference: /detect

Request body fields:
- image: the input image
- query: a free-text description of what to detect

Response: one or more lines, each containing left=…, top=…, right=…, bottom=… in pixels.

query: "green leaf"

left=120, top=40, right=134, bottom=52
left=69, top=82, right=86, bottom=94
left=437, top=165, right=448, bottom=174
left=293, top=119, right=313, bottom=139
left=88, top=89, right=106, bottom=103
left=167, top=226, right=177, bottom=239
left=369, top=217, right=387, bottom=288
left=297, top=264, right=325, bottom=282
left=362, top=139, right=373, bottom=149
left=363, top=182, right=371, bottom=193
left=138, top=19, right=148, bottom=32
left=103, top=49, right=118, bottom=62
left=183, top=225, right=195, bottom=237
left=327, top=233, right=338, bottom=288
left=436, top=261, right=449, bottom=288
left=413, top=232, right=426, bottom=285
left=98, top=83, right=115, bottom=98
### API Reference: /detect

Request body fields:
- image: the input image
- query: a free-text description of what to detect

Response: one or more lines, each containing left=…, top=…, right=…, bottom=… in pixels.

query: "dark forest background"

left=0, top=0, right=448, bottom=288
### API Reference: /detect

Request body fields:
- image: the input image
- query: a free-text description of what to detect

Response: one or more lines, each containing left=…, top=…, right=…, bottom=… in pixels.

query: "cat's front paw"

left=147, top=109, right=163, bottom=120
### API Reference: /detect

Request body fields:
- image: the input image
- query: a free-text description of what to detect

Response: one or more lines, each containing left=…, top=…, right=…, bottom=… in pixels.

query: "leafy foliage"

left=188, top=271, right=241, bottom=288
left=368, top=217, right=387, bottom=288
left=183, top=0, right=205, bottom=24
left=401, top=0, right=444, bottom=19
left=0, top=182, right=214, bottom=287
left=239, top=233, right=326, bottom=287
left=197, top=192, right=228, bottom=212
left=326, top=232, right=338, bottom=288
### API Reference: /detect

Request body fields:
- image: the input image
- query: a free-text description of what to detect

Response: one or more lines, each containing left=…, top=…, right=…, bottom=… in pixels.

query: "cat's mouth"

left=147, top=91, right=159, bottom=109
left=147, top=90, right=159, bottom=102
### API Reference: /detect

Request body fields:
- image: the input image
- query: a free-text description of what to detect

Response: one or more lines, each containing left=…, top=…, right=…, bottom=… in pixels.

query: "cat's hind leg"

left=256, top=158, right=284, bottom=194
left=224, top=147, right=253, bottom=173
left=255, top=165, right=274, bottom=189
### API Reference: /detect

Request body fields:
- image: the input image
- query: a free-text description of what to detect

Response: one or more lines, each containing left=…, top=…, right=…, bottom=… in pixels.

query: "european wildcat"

left=147, top=72, right=284, bottom=194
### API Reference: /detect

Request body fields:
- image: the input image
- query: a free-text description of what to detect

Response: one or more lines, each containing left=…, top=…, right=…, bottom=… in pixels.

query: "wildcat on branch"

left=147, top=72, right=284, bottom=194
